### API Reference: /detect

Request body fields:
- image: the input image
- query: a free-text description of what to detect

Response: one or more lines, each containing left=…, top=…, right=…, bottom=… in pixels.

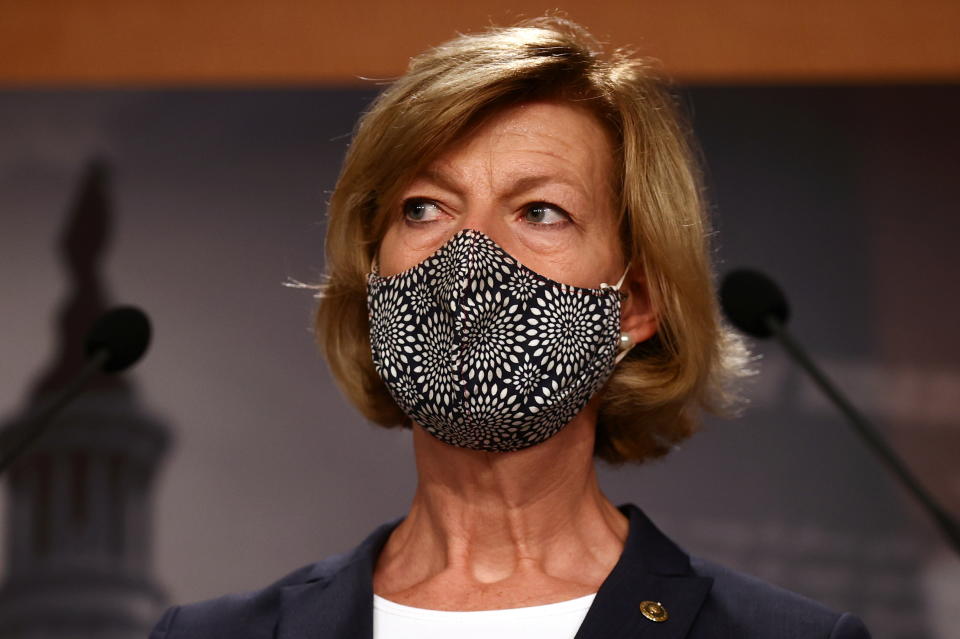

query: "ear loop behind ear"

left=601, top=266, right=635, bottom=365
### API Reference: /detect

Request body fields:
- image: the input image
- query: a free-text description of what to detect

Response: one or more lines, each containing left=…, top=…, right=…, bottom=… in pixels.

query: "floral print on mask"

left=367, top=230, right=622, bottom=452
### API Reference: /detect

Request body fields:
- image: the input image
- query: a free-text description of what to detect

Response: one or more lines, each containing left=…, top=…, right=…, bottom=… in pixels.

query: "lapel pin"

left=639, top=600, right=669, bottom=622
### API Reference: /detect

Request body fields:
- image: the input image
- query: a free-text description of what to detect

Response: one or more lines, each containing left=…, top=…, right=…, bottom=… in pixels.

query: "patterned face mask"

left=367, top=229, right=627, bottom=452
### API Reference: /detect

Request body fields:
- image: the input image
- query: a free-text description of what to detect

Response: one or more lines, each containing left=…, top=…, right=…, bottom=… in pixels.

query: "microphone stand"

left=765, top=315, right=960, bottom=557
left=0, top=349, right=110, bottom=475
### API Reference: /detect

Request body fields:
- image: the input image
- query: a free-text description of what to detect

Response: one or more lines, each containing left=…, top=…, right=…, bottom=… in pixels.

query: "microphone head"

left=84, top=306, right=152, bottom=373
left=720, top=269, right=790, bottom=338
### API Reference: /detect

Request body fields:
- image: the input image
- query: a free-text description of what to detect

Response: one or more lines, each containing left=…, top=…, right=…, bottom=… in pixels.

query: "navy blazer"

left=150, top=505, right=870, bottom=638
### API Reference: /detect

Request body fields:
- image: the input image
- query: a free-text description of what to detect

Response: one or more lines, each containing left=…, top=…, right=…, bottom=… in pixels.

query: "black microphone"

left=720, top=268, right=960, bottom=556
left=720, top=269, right=790, bottom=339
left=0, top=306, right=152, bottom=475
left=85, top=305, right=152, bottom=373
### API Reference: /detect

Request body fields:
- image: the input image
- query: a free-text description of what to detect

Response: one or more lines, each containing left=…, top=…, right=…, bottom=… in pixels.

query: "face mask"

left=367, top=229, right=629, bottom=452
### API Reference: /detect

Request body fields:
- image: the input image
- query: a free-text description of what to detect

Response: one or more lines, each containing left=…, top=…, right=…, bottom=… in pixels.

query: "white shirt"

left=373, top=593, right=596, bottom=639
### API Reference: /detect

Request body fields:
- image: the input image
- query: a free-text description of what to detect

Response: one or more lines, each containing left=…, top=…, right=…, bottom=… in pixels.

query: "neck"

left=374, top=401, right=628, bottom=606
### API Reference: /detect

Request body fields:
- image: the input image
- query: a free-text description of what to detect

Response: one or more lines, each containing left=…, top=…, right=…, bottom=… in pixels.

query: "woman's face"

left=377, top=100, right=626, bottom=290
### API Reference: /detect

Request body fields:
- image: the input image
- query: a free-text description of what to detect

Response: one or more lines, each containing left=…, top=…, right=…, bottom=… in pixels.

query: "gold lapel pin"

left=639, top=600, right=669, bottom=622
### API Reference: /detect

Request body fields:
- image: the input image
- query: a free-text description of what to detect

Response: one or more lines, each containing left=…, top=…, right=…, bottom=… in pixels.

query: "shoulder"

left=615, top=504, right=870, bottom=638
left=150, top=519, right=399, bottom=639
left=148, top=560, right=330, bottom=639
left=689, top=556, right=871, bottom=639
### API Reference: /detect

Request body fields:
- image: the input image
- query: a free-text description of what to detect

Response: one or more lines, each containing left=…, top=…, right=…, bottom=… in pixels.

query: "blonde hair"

left=315, top=17, right=748, bottom=463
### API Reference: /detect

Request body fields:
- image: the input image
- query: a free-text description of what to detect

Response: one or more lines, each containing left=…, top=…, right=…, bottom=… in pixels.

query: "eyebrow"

left=417, top=166, right=589, bottom=202
left=419, top=167, right=464, bottom=197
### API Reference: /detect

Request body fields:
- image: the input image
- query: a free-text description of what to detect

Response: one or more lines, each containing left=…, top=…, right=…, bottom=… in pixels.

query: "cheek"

left=377, top=228, right=403, bottom=276
left=574, top=235, right=625, bottom=288
left=376, top=227, right=407, bottom=277
left=377, top=222, right=451, bottom=276
left=512, top=233, right=577, bottom=277
left=515, top=224, right=623, bottom=288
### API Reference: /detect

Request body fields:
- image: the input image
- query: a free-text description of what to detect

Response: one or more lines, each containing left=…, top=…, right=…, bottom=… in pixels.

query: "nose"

left=455, top=205, right=513, bottom=253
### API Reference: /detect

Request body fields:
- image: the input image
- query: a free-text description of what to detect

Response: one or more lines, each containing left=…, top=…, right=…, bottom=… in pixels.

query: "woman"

left=151, top=18, right=870, bottom=639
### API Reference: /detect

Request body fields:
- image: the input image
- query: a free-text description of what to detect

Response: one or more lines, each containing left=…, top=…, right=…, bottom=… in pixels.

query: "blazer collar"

left=277, top=505, right=712, bottom=639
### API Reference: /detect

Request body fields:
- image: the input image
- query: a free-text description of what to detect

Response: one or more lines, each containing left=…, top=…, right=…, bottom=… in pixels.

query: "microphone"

left=0, top=306, right=152, bottom=475
left=85, top=305, right=152, bottom=373
left=720, top=269, right=960, bottom=556
left=719, top=269, right=790, bottom=339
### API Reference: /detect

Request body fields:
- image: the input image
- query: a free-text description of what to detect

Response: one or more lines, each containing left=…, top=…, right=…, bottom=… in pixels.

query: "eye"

left=522, top=202, right=570, bottom=226
left=402, top=198, right=444, bottom=223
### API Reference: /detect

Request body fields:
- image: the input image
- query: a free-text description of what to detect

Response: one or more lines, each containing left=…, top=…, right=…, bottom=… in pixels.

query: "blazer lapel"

left=276, top=519, right=400, bottom=639
left=574, top=506, right=713, bottom=639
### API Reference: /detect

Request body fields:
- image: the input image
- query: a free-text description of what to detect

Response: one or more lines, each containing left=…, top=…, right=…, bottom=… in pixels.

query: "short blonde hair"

left=315, top=17, right=748, bottom=463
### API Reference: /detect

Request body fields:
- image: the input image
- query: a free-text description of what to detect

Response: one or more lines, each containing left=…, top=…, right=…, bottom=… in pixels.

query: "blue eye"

left=523, top=203, right=569, bottom=225
left=403, top=198, right=442, bottom=222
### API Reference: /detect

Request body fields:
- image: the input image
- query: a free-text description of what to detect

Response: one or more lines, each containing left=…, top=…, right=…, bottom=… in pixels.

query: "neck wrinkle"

left=376, top=400, right=628, bottom=593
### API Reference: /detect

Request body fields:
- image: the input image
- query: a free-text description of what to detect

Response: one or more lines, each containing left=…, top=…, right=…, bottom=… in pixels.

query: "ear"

left=619, top=265, right=658, bottom=345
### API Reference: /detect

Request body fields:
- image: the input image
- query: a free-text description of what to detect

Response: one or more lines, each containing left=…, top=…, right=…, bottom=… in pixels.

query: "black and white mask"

left=367, top=229, right=628, bottom=452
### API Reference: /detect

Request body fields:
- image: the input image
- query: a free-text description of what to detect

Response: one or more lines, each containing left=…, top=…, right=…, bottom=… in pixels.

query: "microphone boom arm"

left=0, top=350, right=109, bottom=475
left=765, top=315, right=960, bottom=556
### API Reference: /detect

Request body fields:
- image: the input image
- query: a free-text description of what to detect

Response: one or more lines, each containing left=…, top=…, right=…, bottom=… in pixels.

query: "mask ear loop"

left=601, top=266, right=635, bottom=365
left=599, top=265, right=630, bottom=292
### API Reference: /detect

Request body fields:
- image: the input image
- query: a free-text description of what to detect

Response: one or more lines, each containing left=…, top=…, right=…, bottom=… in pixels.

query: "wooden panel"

left=1, top=0, right=958, bottom=85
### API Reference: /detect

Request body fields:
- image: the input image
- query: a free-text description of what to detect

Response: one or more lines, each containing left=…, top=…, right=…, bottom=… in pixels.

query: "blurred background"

left=0, top=2, right=958, bottom=638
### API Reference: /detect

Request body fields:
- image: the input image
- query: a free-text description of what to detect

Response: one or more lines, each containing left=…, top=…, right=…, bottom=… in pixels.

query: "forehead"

left=420, top=100, right=616, bottom=189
